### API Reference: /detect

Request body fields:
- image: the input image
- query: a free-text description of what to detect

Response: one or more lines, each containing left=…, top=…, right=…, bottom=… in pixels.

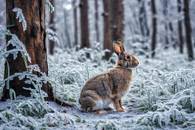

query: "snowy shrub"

left=168, top=108, right=187, bottom=125
left=95, top=121, right=118, bottom=130
left=0, top=27, right=51, bottom=101
left=0, top=28, right=29, bottom=99
left=136, top=108, right=187, bottom=128
left=0, top=26, right=30, bottom=63
left=0, top=110, right=15, bottom=124
left=0, top=99, right=74, bottom=129
left=0, top=109, right=38, bottom=130
left=0, top=64, right=50, bottom=101
left=16, top=99, right=53, bottom=118
left=0, top=99, right=74, bottom=130
left=43, top=113, right=73, bottom=127
left=137, top=112, right=169, bottom=128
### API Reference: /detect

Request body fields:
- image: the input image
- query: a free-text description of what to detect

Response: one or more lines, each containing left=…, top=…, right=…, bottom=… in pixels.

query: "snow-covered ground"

left=0, top=47, right=195, bottom=130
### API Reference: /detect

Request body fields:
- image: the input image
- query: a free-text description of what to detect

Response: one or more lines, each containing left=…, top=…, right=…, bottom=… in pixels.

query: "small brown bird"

left=79, top=40, right=139, bottom=114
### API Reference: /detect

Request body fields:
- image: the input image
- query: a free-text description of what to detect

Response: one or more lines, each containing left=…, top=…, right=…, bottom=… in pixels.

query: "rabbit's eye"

left=126, top=56, right=130, bottom=59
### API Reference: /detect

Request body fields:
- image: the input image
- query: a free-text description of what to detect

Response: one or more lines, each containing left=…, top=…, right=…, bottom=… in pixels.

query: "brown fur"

left=79, top=40, right=139, bottom=113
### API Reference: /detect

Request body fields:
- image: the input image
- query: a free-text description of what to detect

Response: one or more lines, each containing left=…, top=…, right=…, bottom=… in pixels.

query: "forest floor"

left=1, top=47, right=195, bottom=130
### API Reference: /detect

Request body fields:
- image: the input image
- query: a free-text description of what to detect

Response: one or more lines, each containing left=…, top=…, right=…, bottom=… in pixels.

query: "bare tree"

left=169, top=22, right=176, bottom=48
left=49, top=0, right=56, bottom=55
left=110, top=0, right=124, bottom=41
left=183, top=0, right=194, bottom=60
left=73, top=0, right=78, bottom=46
left=80, top=0, right=90, bottom=48
left=2, top=0, right=53, bottom=100
left=64, top=10, right=71, bottom=48
left=162, top=0, right=169, bottom=48
left=151, top=0, right=157, bottom=57
left=103, top=0, right=124, bottom=60
left=138, top=0, right=149, bottom=39
left=177, top=0, right=184, bottom=53
left=103, top=0, right=112, bottom=60
left=94, top=0, right=100, bottom=43
left=183, top=0, right=194, bottom=61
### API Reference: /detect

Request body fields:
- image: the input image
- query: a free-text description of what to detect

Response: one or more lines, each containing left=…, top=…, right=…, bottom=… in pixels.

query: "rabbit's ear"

left=113, top=40, right=125, bottom=55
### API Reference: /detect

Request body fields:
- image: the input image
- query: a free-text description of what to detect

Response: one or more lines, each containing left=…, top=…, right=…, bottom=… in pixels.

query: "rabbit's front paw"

left=117, top=107, right=125, bottom=112
left=95, top=110, right=108, bottom=115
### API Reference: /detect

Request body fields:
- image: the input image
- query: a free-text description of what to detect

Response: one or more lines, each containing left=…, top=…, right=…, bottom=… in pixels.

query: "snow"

left=48, top=46, right=195, bottom=129
left=1, top=36, right=195, bottom=129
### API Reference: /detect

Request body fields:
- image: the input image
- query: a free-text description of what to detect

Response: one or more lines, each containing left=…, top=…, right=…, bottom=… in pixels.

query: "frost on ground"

left=1, top=47, right=195, bottom=130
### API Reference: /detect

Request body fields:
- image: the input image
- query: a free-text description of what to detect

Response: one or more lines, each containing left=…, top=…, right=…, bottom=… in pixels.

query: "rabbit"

left=79, top=40, right=139, bottom=114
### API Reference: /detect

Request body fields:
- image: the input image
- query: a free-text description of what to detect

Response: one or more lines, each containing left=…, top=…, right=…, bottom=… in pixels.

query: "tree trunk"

left=110, top=0, right=124, bottom=41
left=183, top=0, right=194, bottom=60
left=169, top=22, right=176, bottom=48
left=162, top=0, right=169, bottom=48
left=49, top=0, right=55, bottom=55
left=73, top=0, right=78, bottom=46
left=2, top=0, right=53, bottom=100
left=138, top=0, right=149, bottom=39
left=103, top=0, right=124, bottom=60
left=151, top=0, right=157, bottom=58
left=80, top=0, right=90, bottom=48
left=177, top=0, right=184, bottom=54
left=94, top=0, right=100, bottom=43
left=103, top=0, right=112, bottom=60
left=64, top=10, right=71, bottom=48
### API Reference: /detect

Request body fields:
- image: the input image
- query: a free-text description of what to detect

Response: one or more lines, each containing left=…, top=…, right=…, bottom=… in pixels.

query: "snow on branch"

left=46, top=0, right=55, bottom=13
left=12, top=8, right=27, bottom=31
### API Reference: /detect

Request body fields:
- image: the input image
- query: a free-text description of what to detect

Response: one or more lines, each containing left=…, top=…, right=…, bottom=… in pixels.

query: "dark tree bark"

left=169, top=22, right=176, bottom=48
left=151, top=0, right=157, bottom=58
left=80, top=0, right=90, bottom=48
left=162, top=0, right=169, bottom=48
left=183, top=0, right=194, bottom=61
left=103, top=0, right=124, bottom=60
left=177, top=0, right=184, bottom=53
left=73, top=0, right=78, bottom=46
left=103, top=0, right=112, bottom=60
left=110, top=0, right=124, bottom=41
left=94, top=0, right=100, bottom=42
left=2, top=0, right=53, bottom=100
left=137, top=0, right=149, bottom=39
left=49, top=0, right=55, bottom=55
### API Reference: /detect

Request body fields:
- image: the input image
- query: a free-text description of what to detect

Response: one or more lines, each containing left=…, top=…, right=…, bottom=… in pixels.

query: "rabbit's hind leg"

left=80, top=96, right=97, bottom=112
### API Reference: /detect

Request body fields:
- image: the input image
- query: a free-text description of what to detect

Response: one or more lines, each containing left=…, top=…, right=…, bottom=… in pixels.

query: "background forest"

left=0, top=0, right=195, bottom=130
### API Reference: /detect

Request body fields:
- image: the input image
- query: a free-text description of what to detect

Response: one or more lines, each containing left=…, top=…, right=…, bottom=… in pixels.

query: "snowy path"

left=48, top=100, right=195, bottom=130
left=48, top=101, right=142, bottom=129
